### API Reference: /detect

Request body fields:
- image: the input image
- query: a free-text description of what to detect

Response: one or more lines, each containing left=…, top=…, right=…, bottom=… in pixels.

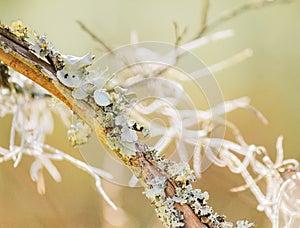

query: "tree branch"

left=0, top=24, right=212, bottom=228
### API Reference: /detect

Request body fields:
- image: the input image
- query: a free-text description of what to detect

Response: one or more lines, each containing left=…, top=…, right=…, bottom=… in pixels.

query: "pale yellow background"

left=0, top=0, right=300, bottom=227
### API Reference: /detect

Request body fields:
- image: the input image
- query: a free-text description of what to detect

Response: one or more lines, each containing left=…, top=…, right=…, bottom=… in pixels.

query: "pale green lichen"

left=56, top=53, right=94, bottom=88
left=156, top=198, right=184, bottom=227
left=139, top=145, right=229, bottom=227
left=67, top=119, right=91, bottom=147
left=53, top=50, right=252, bottom=228
left=30, top=35, right=55, bottom=58
left=92, top=86, right=140, bottom=158
left=68, top=80, right=136, bottom=157
left=121, top=127, right=138, bottom=142
left=143, top=176, right=184, bottom=227
left=142, top=128, right=150, bottom=137
left=144, top=176, right=166, bottom=199
left=7, top=20, right=28, bottom=39
left=94, top=89, right=111, bottom=106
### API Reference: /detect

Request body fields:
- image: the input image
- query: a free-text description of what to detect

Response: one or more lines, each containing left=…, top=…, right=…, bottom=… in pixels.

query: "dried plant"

left=0, top=1, right=299, bottom=227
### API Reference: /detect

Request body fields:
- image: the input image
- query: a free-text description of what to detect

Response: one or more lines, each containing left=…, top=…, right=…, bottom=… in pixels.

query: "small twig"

left=194, top=0, right=294, bottom=39
left=76, top=20, right=113, bottom=53
left=173, top=22, right=187, bottom=46
left=181, top=29, right=234, bottom=50
left=199, top=0, right=210, bottom=36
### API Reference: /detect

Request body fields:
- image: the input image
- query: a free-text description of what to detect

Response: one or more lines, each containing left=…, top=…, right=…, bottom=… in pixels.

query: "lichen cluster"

left=5, top=20, right=29, bottom=39
left=53, top=50, right=253, bottom=227
left=2, top=21, right=55, bottom=58
left=53, top=52, right=141, bottom=157
left=11, top=24, right=255, bottom=227
left=141, top=146, right=229, bottom=227
left=67, top=117, right=91, bottom=146
left=95, top=86, right=142, bottom=157
left=30, top=35, right=55, bottom=58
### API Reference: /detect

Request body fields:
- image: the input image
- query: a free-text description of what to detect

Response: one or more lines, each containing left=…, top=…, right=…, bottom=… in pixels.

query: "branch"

left=0, top=23, right=217, bottom=228
left=194, top=0, right=294, bottom=39
left=0, top=28, right=70, bottom=106
left=77, top=20, right=113, bottom=53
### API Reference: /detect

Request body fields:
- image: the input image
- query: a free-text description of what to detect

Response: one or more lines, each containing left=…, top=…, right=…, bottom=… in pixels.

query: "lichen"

left=7, top=20, right=28, bottom=39
left=94, top=89, right=111, bottom=106
left=142, top=128, right=150, bottom=137
left=85, top=84, right=146, bottom=159
left=0, top=40, right=11, bottom=54
left=144, top=176, right=166, bottom=199
left=143, top=176, right=184, bottom=227
left=91, top=85, right=140, bottom=158
left=67, top=118, right=91, bottom=146
left=137, top=144, right=231, bottom=227
left=30, top=35, right=55, bottom=58
left=56, top=53, right=94, bottom=88
left=51, top=47, right=252, bottom=228
left=156, top=198, right=185, bottom=227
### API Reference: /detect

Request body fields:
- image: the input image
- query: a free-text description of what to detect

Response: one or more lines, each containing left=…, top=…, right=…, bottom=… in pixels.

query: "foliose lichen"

left=55, top=54, right=253, bottom=227
left=137, top=145, right=231, bottom=227
left=53, top=51, right=143, bottom=157
left=52, top=47, right=252, bottom=228
left=7, top=20, right=28, bottom=39
left=143, top=176, right=184, bottom=227
left=1, top=21, right=257, bottom=228
left=67, top=118, right=91, bottom=147
left=56, top=53, right=94, bottom=88
left=30, top=35, right=55, bottom=58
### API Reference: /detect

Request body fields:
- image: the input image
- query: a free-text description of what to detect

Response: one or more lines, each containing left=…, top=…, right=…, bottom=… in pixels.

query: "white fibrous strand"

left=2, top=19, right=299, bottom=227
left=0, top=62, right=116, bottom=209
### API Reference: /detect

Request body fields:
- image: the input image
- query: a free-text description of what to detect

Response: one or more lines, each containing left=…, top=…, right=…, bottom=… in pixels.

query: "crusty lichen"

left=143, top=175, right=185, bottom=227
left=30, top=35, right=55, bottom=58
left=67, top=117, right=91, bottom=147
left=140, top=145, right=229, bottom=227
left=99, top=87, right=139, bottom=157
left=7, top=20, right=29, bottom=39
left=140, top=145, right=254, bottom=227
left=0, top=20, right=259, bottom=228
left=34, top=31, right=253, bottom=228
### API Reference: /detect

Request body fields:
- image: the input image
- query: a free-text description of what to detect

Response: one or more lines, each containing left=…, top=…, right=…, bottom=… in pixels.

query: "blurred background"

left=0, top=0, right=300, bottom=227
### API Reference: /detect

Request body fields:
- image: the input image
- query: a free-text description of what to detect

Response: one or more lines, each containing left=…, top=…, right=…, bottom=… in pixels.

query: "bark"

left=0, top=24, right=220, bottom=228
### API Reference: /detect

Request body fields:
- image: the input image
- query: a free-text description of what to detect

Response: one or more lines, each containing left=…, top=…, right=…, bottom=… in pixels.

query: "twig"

left=194, top=0, right=294, bottom=39
left=173, top=22, right=187, bottom=46
left=77, top=20, right=113, bottom=53
left=0, top=30, right=71, bottom=109
left=0, top=23, right=211, bottom=228
left=199, top=0, right=210, bottom=36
